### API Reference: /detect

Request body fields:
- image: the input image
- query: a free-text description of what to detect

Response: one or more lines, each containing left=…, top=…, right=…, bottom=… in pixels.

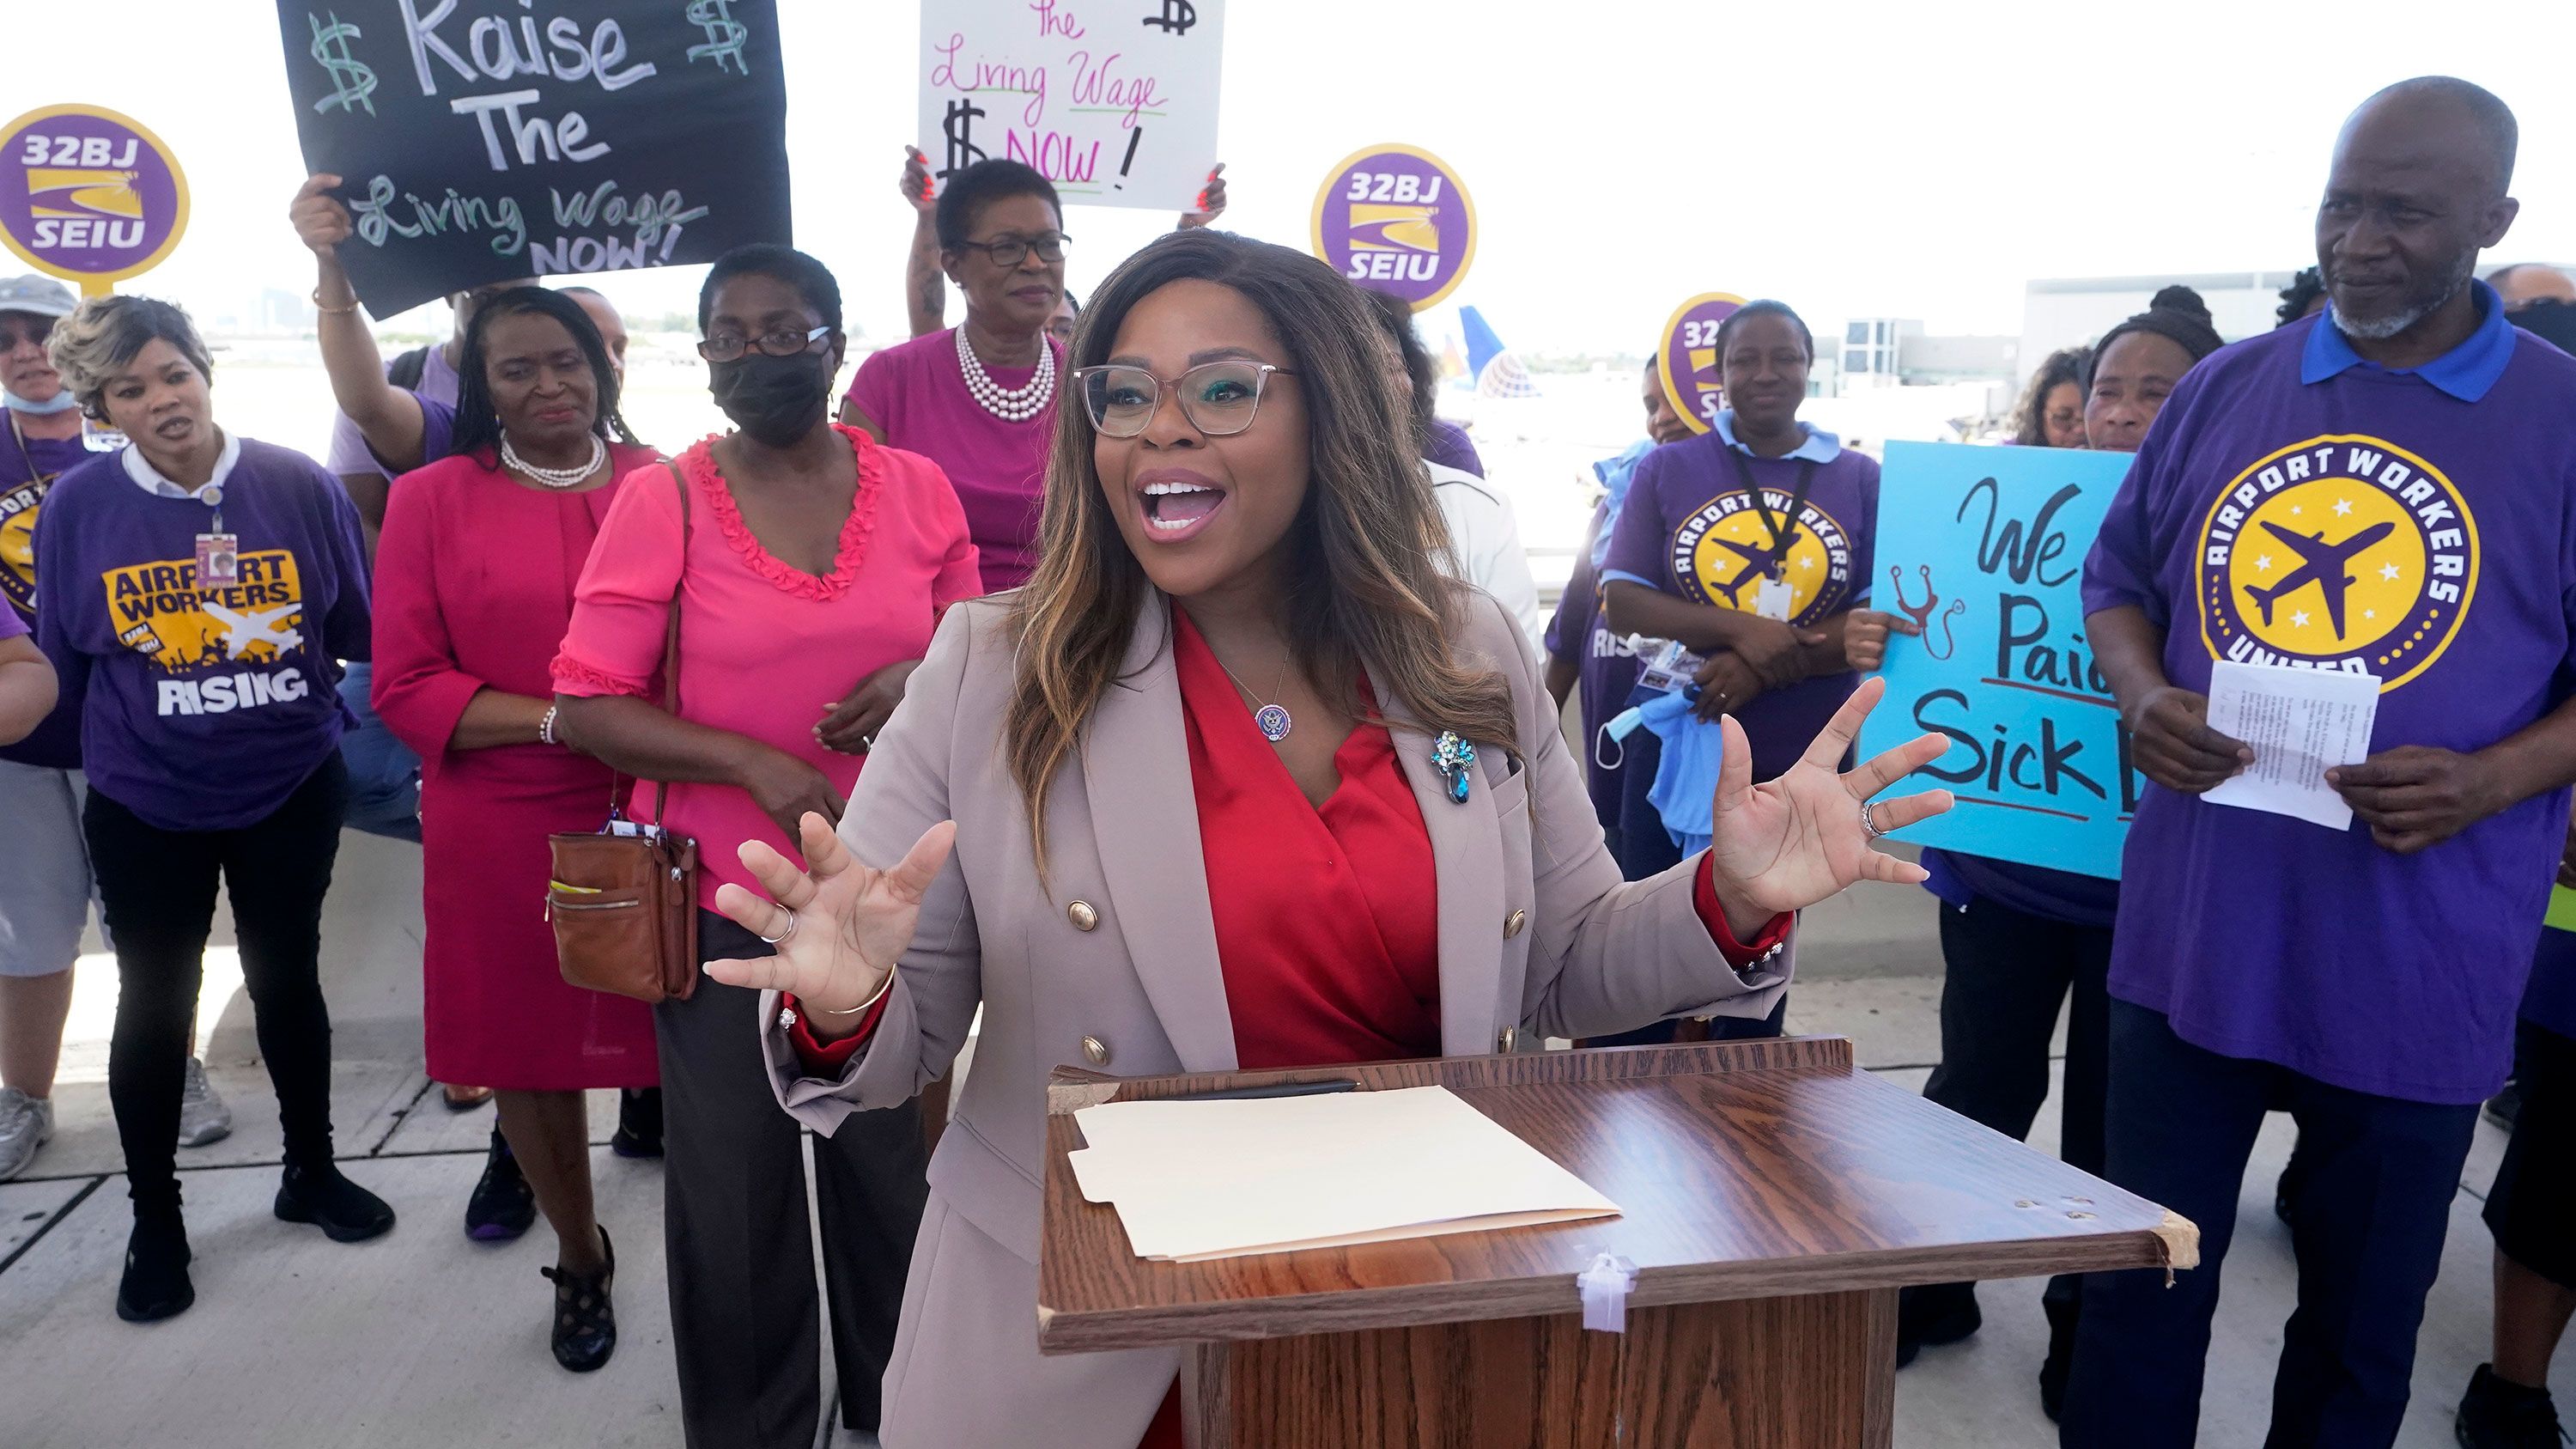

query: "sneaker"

left=465, top=1128, right=536, bottom=1241
left=177, top=1058, right=232, bottom=1148
left=115, top=1212, right=194, bottom=1324
left=2458, top=1363, right=2567, bottom=1448
left=274, top=1161, right=397, bottom=1243
left=0, top=1087, right=54, bottom=1180
left=611, top=1088, right=663, bottom=1160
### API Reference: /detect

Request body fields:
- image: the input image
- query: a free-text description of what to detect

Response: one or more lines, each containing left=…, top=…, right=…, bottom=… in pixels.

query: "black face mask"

left=709, top=350, right=831, bottom=447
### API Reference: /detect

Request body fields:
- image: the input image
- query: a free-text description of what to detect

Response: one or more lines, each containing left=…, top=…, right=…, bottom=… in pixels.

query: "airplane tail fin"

left=1461, top=307, right=1507, bottom=378
left=1460, top=306, right=1540, bottom=399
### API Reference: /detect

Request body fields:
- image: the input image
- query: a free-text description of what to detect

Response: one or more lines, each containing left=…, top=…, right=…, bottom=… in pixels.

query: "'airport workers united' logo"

left=1671, top=491, right=1856, bottom=629
left=0, top=106, right=190, bottom=292
left=1658, top=292, right=1746, bottom=435
left=1310, top=145, right=1474, bottom=311
left=2195, top=434, right=2478, bottom=691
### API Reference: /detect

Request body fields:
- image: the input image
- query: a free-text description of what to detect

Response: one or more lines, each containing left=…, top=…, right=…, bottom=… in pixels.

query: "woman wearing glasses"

left=840, top=158, right=1067, bottom=594
left=699, top=231, right=1953, bottom=1446
left=552, top=244, right=981, bottom=1448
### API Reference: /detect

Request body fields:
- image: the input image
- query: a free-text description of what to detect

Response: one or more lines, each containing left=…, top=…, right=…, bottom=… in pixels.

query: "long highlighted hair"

left=1003, top=229, right=1516, bottom=873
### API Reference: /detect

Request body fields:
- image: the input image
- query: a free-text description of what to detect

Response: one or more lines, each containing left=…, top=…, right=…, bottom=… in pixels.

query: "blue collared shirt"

left=2302, top=278, right=2517, bottom=404
left=1712, top=409, right=1842, bottom=463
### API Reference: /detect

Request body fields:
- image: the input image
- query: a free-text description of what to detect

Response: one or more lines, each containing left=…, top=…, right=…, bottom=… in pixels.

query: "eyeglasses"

left=0, top=318, right=53, bottom=351
left=696, top=324, right=832, bottom=363
left=1072, top=362, right=1296, bottom=439
left=951, top=233, right=1070, bottom=269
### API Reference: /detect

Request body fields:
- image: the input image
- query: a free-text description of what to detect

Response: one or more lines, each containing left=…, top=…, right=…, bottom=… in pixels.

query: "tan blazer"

left=757, top=588, right=1791, bottom=1448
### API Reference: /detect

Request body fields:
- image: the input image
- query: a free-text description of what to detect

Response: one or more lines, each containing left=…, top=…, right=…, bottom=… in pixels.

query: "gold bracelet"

left=311, top=287, right=360, bottom=317
left=818, top=970, right=895, bottom=1017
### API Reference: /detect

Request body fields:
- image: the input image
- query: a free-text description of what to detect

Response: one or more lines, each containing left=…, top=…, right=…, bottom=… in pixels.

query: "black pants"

left=2061, top=999, right=2476, bottom=1449
left=1919, top=894, right=2112, bottom=1328
left=659, top=910, right=929, bottom=1448
left=84, top=755, right=349, bottom=1217
left=2484, top=1020, right=2576, bottom=1290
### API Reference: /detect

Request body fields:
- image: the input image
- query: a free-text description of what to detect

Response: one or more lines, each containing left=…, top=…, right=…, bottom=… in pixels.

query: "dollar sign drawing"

left=1140, top=0, right=1197, bottom=33
left=940, top=100, right=987, bottom=179
left=307, top=11, right=377, bottom=117
left=684, top=0, right=751, bottom=74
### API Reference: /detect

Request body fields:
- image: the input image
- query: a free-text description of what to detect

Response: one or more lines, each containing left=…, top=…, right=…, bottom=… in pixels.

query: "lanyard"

left=1727, top=447, right=1819, bottom=578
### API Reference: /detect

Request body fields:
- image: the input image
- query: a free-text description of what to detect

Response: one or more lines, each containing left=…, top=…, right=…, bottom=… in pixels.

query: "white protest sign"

left=917, top=0, right=1224, bottom=214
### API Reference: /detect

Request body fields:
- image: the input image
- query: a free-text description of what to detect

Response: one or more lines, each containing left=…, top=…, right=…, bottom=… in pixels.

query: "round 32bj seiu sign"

left=0, top=106, right=190, bottom=296
left=1658, top=291, right=1747, bottom=435
left=1309, top=144, right=1475, bottom=312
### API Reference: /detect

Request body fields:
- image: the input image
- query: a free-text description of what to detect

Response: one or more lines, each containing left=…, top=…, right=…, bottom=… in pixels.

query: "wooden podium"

left=1037, top=1038, right=2196, bottom=1448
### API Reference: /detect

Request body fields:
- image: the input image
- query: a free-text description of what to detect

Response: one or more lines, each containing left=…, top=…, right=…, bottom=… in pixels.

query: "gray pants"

left=658, top=911, right=929, bottom=1447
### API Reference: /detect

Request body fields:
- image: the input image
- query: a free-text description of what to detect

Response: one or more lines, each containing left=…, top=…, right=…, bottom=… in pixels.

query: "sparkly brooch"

left=1431, top=731, right=1477, bottom=804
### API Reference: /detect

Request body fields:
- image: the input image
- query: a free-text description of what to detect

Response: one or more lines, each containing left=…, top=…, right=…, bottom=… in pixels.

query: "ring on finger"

left=758, top=909, right=799, bottom=946
left=1861, top=800, right=1888, bottom=840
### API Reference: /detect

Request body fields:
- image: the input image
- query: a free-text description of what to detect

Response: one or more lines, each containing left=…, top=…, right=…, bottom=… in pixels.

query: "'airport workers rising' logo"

left=1309, top=144, right=1474, bottom=311
left=0, top=106, right=189, bottom=289
left=2196, top=434, right=2477, bottom=691
left=1672, top=490, right=1856, bottom=629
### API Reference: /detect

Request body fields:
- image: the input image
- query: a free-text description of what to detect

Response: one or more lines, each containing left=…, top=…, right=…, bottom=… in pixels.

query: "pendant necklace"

left=1214, top=647, right=1294, bottom=743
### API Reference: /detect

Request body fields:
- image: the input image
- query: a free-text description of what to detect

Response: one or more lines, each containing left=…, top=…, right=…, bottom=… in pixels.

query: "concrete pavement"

left=0, top=829, right=2565, bottom=1446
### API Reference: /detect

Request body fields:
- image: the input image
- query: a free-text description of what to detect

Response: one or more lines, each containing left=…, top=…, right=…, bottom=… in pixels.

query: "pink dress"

left=372, top=444, right=662, bottom=1090
left=844, top=328, right=1060, bottom=594
left=551, top=425, right=982, bottom=899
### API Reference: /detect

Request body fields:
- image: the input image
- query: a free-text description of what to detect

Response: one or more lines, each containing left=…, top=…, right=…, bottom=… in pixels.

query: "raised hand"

left=1179, top=162, right=1228, bottom=228
left=899, top=145, right=936, bottom=214
left=1704, top=676, right=1954, bottom=929
left=289, top=174, right=352, bottom=256
left=704, top=814, right=958, bottom=1028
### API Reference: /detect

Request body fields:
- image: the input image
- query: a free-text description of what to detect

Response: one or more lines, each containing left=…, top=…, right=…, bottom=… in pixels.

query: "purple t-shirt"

left=1600, top=428, right=1877, bottom=782
left=1427, top=419, right=1485, bottom=479
left=326, top=344, right=459, bottom=478
left=0, top=599, right=22, bottom=640
left=33, top=437, right=372, bottom=831
left=1, top=419, right=102, bottom=769
left=847, top=329, right=1057, bottom=594
left=1546, top=502, right=1644, bottom=825
left=2081, top=299, right=2576, bottom=1104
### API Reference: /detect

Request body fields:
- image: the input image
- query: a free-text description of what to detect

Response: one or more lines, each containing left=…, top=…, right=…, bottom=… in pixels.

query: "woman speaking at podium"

left=701, top=230, right=1954, bottom=1447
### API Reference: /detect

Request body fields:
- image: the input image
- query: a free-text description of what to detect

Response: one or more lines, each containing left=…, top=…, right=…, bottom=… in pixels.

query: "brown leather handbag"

left=548, top=463, right=700, bottom=1004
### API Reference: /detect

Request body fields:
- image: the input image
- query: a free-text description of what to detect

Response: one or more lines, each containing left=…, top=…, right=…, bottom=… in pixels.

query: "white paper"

left=1067, top=1086, right=1620, bottom=1263
left=916, top=0, right=1225, bottom=214
left=2202, top=660, right=2379, bottom=831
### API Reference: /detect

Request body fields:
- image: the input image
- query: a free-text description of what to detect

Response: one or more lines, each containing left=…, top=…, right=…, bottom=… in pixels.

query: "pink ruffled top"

left=552, top=426, right=982, bottom=895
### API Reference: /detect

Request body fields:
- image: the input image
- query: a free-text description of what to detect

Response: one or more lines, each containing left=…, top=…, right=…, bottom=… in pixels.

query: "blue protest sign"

left=1856, top=441, right=2142, bottom=879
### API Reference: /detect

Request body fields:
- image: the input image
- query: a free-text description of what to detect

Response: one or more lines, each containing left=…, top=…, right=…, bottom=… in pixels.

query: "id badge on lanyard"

left=194, top=489, right=237, bottom=588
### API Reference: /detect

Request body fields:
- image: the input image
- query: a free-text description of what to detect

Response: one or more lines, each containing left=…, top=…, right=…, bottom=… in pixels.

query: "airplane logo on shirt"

left=2242, top=521, right=2398, bottom=640
left=203, top=602, right=303, bottom=660
left=2196, top=435, right=2476, bottom=691
left=1704, top=531, right=1804, bottom=606
left=1673, top=490, right=1854, bottom=627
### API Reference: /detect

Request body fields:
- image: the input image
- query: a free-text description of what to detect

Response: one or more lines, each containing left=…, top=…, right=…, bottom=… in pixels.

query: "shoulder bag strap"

left=650, top=460, right=690, bottom=828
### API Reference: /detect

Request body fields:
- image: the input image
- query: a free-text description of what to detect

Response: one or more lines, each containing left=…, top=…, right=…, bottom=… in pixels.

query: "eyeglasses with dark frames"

left=949, top=233, right=1072, bottom=269
left=696, top=324, right=833, bottom=363
left=1071, top=361, right=1297, bottom=439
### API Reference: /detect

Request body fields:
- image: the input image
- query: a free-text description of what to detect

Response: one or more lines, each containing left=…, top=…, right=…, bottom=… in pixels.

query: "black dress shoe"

left=540, top=1227, right=617, bottom=1373
left=610, top=1088, right=663, bottom=1160
left=465, top=1128, right=536, bottom=1241
left=115, top=1214, right=194, bottom=1324
left=274, top=1161, right=397, bottom=1243
left=1895, top=1282, right=1984, bottom=1367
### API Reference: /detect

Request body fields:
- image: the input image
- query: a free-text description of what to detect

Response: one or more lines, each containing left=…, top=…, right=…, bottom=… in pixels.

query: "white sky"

left=33, top=0, right=2576, bottom=355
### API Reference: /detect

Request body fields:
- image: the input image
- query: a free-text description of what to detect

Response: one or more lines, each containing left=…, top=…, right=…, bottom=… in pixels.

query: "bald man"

left=2072, top=77, right=2576, bottom=1448
left=2489, top=261, right=2576, bottom=313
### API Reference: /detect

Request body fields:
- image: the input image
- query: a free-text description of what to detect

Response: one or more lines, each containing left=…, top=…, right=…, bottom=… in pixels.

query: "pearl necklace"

left=955, top=326, right=1055, bottom=423
left=500, top=433, right=606, bottom=490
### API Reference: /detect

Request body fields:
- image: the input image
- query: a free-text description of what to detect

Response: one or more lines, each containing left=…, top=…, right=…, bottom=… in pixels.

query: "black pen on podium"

left=1171, top=1077, right=1360, bottom=1102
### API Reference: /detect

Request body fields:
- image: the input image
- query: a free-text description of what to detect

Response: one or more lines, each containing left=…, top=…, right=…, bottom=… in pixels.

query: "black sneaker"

left=539, top=1227, right=618, bottom=1373
left=611, top=1088, right=663, bottom=1160
left=114, top=1213, right=194, bottom=1324
left=2458, top=1363, right=2567, bottom=1448
left=2485, top=1081, right=2524, bottom=1132
left=465, top=1128, right=535, bottom=1242
left=1895, top=1282, right=1983, bottom=1367
left=275, top=1162, right=397, bottom=1243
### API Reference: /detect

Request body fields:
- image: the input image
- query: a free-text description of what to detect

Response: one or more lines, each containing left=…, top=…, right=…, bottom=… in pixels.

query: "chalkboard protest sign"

left=1856, top=442, right=2144, bottom=879
left=273, top=0, right=789, bottom=314
left=918, top=0, right=1224, bottom=213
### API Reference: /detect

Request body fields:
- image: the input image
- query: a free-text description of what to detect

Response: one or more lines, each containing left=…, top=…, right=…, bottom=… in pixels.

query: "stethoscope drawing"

left=1889, top=564, right=1966, bottom=661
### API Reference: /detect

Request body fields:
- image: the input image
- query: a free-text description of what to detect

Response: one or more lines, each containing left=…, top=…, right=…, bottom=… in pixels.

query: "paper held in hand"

left=1067, top=1086, right=1620, bottom=1263
left=2202, top=661, right=2380, bottom=831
